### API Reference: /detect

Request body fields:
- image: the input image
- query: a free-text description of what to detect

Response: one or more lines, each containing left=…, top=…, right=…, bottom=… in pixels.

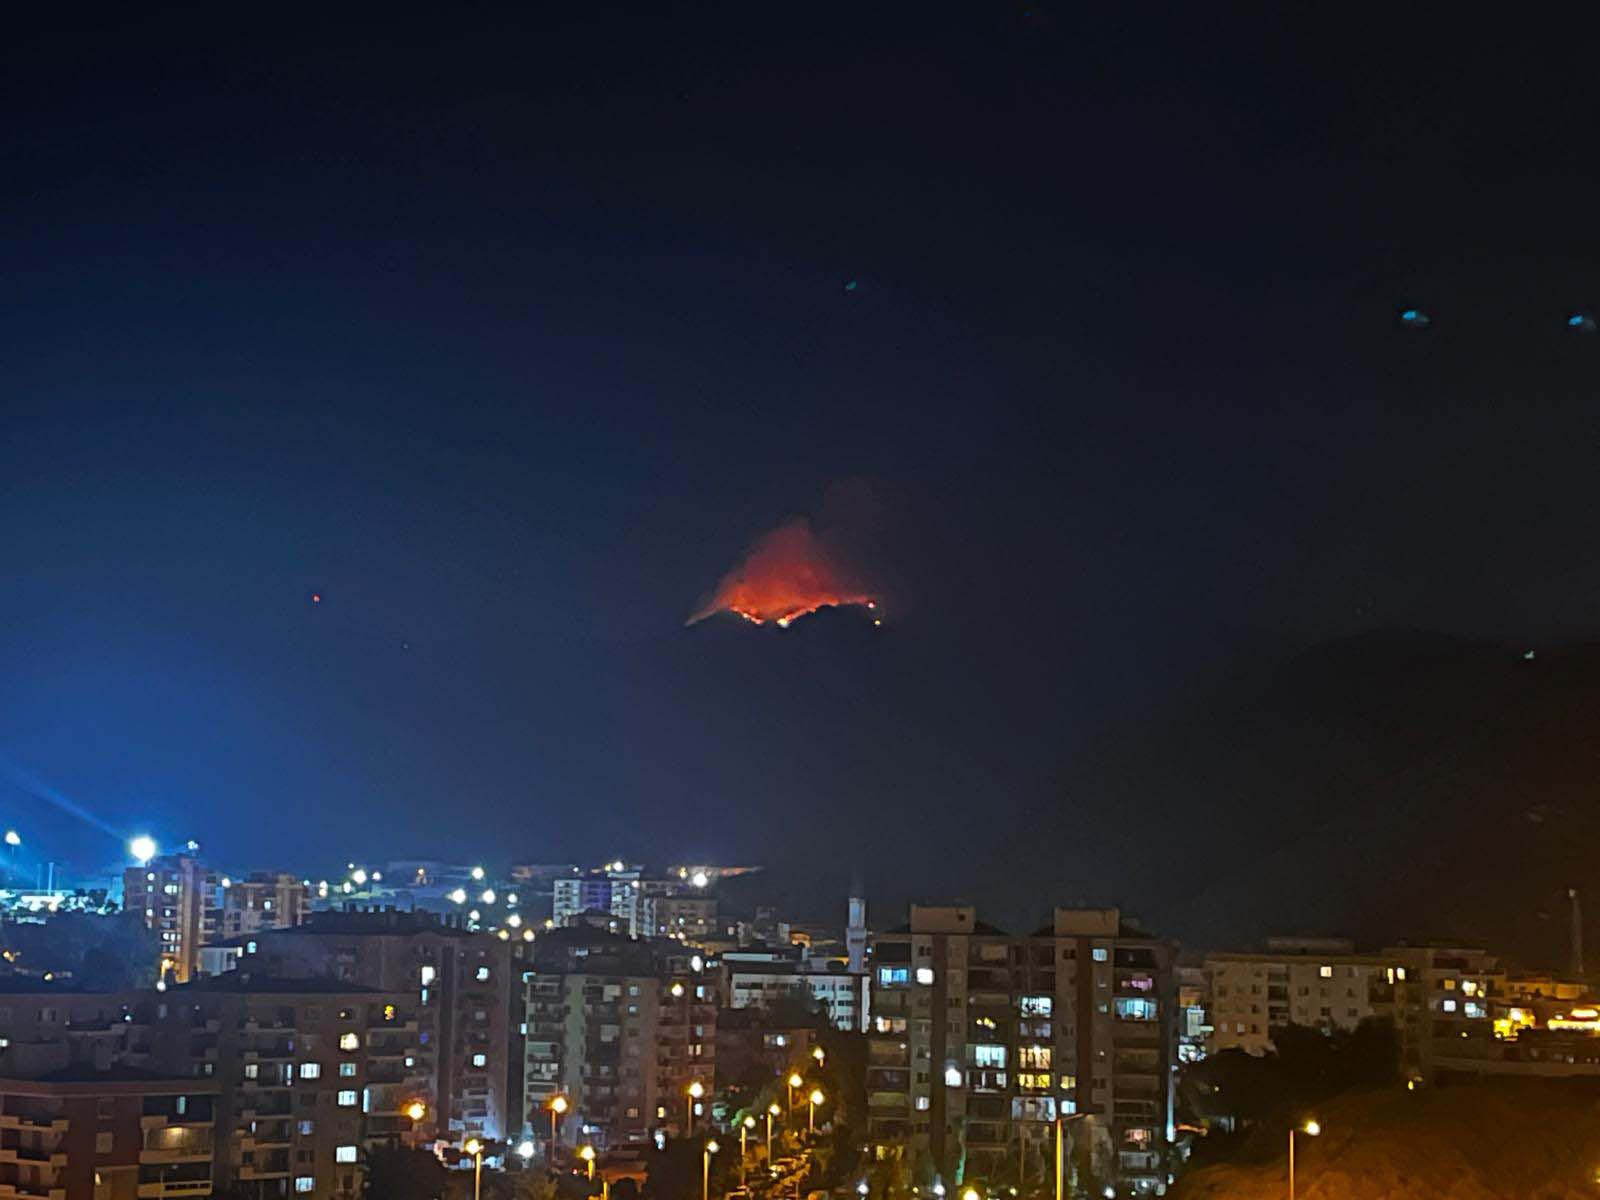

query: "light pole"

left=703, top=1139, right=720, bottom=1200
left=766, top=1102, right=780, bottom=1160
left=549, top=1094, right=569, bottom=1162
left=580, top=1144, right=596, bottom=1181
left=1288, top=1119, right=1320, bottom=1200
left=787, top=1072, right=803, bottom=1115
left=741, top=1115, right=756, bottom=1188
left=807, top=1088, right=824, bottom=1134
left=812, top=1046, right=826, bottom=1066
left=687, top=1080, right=705, bottom=1134
left=464, top=1138, right=484, bottom=1200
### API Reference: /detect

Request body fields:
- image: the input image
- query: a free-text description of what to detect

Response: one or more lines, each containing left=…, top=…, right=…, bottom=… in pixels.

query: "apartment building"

left=151, top=973, right=425, bottom=1199
left=641, top=895, right=719, bottom=945
left=1384, top=942, right=1504, bottom=1083
left=124, top=853, right=220, bottom=984
left=867, top=906, right=1175, bottom=1195
left=719, top=949, right=869, bottom=1032
left=0, top=1068, right=219, bottom=1200
left=553, top=869, right=642, bottom=935
left=1206, top=938, right=1395, bottom=1056
left=0, top=975, right=421, bottom=1199
left=249, top=909, right=514, bottom=1146
left=520, top=928, right=717, bottom=1147
left=221, top=874, right=311, bottom=940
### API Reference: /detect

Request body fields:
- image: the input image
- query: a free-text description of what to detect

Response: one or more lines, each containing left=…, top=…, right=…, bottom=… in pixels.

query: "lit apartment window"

left=420, top=965, right=436, bottom=986
left=915, top=968, right=935, bottom=985
left=477, top=967, right=491, bottom=981
left=337, top=1090, right=358, bottom=1106
left=1318, top=966, right=1333, bottom=979
left=295, top=1179, right=315, bottom=1193
left=340, top=1063, right=357, bottom=1077
left=339, top=1033, right=360, bottom=1051
left=244, top=1064, right=259, bottom=1080
left=472, top=1053, right=488, bottom=1068
left=299, top=1063, right=321, bottom=1080
left=915, top=1096, right=930, bottom=1111
left=298, top=1121, right=314, bottom=1135
left=336, top=1146, right=358, bottom=1163
left=1092, top=948, right=1108, bottom=962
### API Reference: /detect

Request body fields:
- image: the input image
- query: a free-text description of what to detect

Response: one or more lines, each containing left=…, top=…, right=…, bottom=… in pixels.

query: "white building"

left=1207, top=938, right=1393, bottom=1056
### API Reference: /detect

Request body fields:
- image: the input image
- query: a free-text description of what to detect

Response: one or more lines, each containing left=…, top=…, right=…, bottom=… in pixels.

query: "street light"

left=549, top=1094, right=569, bottom=1161
left=405, top=1100, right=427, bottom=1121
left=812, top=1046, right=826, bottom=1065
left=129, top=835, right=157, bottom=865
left=580, top=1144, right=597, bottom=1181
left=858, top=1183, right=869, bottom=1198
left=3, top=830, right=18, bottom=847
left=740, top=1115, right=756, bottom=1187
left=703, top=1139, right=720, bottom=1200
left=464, top=1139, right=484, bottom=1200
left=961, top=1189, right=980, bottom=1200
left=687, top=1080, right=705, bottom=1133
left=787, top=1072, right=803, bottom=1114
left=517, top=1140, right=536, bottom=1161
left=766, top=1102, right=780, bottom=1160
left=807, top=1088, right=824, bottom=1133
left=1288, top=1119, right=1321, bottom=1200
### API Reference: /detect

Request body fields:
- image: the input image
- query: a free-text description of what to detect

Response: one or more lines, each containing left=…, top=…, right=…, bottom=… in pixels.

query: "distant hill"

left=1067, top=631, right=1600, bottom=966
left=1172, top=1080, right=1600, bottom=1199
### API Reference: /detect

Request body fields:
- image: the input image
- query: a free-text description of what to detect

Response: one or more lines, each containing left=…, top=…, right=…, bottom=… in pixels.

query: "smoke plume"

left=687, top=516, right=879, bottom=628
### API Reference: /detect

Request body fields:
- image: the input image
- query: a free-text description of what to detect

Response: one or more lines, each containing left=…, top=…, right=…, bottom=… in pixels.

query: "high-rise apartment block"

left=248, top=909, right=514, bottom=1146
left=0, top=1069, right=219, bottom=1200
left=221, top=873, right=311, bottom=940
left=520, top=928, right=717, bottom=1148
left=867, top=906, right=1175, bottom=1195
left=124, top=853, right=220, bottom=984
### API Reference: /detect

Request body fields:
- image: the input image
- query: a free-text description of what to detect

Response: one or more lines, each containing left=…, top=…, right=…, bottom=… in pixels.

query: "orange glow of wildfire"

left=688, top=518, right=881, bottom=628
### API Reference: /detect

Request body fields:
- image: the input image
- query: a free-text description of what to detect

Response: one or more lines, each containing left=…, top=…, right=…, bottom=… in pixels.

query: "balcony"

left=0, top=1185, right=68, bottom=1200
left=137, top=1183, right=212, bottom=1198
left=0, top=1115, right=68, bottom=1134
left=0, top=1147, right=68, bottom=1168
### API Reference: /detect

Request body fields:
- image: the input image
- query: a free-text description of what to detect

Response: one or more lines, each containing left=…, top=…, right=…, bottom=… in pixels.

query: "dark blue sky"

left=6, top=7, right=1600, bottom=937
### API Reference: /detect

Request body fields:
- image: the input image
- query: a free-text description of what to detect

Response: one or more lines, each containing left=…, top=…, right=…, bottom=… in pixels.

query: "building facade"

left=124, top=853, right=220, bottom=984
left=249, top=910, right=514, bottom=1147
left=1206, top=939, right=1394, bottom=1056
left=221, top=873, right=312, bottom=940
left=866, top=906, right=1175, bottom=1196
left=0, top=1070, right=219, bottom=1200
left=520, top=929, right=717, bottom=1147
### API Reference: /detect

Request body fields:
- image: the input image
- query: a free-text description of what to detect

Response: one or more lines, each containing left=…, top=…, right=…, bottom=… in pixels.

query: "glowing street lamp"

left=687, top=1080, right=705, bottom=1133
left=961, top=1189, right=980, bottom=1200
left=703, top=1139, right=720, bottom=1200
left=463, top=1139, right=484, bottom=1200
left=405, top=1100, right=427, bottom=1122
left=3, top=830, right=19, bottom=847
left=580, top=1144, right=597, bottom=1180
left=129, top=836, right=157, bottom=865
left=807, top=1088, right=825, bottom=1133
left=786, top=1072, right=803, bottom=1113
left=549, top=1094, right=569, bottom=1160
left=1288, top=1119, right=1321, bottom=1200
left=517, top=1140, right=535, bottom=1162
left=740, top=1115, right=756, bottom=1187
left=812, top=1046, right=826, bottom=1065
left=766, top=1102, right=780, bottom=1160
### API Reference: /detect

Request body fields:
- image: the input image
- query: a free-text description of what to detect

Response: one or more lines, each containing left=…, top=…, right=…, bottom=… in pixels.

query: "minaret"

left=1571, top=887, right=1585, bottom=980
left=846, top=885, right=867, bottom=975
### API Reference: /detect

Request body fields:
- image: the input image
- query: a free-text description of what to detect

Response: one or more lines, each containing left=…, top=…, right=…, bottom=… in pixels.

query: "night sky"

left=6, top=8, right=1600, bottom=943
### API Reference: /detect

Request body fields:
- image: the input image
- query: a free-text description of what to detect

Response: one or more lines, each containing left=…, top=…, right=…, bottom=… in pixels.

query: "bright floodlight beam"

left=129, top=835, right=158, bottom=864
